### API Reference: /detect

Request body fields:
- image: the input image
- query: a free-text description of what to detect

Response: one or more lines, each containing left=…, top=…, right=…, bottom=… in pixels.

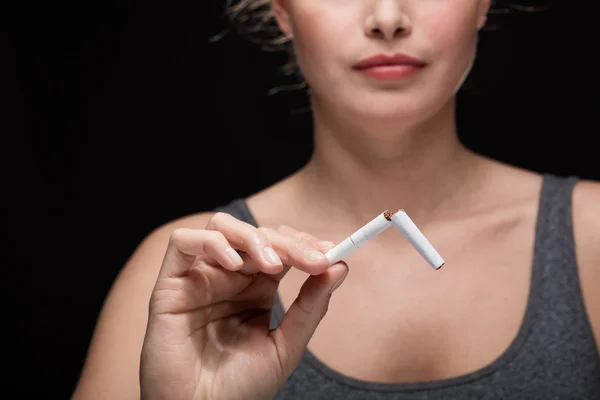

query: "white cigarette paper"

left=325, top=212, right=392, bottom=264
left=390, top=211, right=445, bottom=270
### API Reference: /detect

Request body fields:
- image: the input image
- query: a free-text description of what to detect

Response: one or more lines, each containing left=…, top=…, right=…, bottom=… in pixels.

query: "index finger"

left=276, top=225, right=336, bottom=253
left=258, top=227, right=332, bottom=276
left=206, top=212, right=284, bottom=274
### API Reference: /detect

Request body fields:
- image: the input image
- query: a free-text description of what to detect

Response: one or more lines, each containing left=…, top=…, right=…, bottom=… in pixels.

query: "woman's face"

left=272, top=0, right=490, bottom=123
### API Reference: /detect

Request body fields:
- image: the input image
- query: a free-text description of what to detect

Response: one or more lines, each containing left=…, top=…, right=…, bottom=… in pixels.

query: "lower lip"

left=356, top=65, right=422, bottom=81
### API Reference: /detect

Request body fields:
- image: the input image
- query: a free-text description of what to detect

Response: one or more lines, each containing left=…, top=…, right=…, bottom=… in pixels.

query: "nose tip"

left=366, top=1, right=411, bottom=40
left=370, top=25, right=408, bottom=40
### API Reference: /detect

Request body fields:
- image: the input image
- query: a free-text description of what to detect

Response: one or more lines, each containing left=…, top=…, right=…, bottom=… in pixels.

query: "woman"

left=72, top=0, right=600, bottom=399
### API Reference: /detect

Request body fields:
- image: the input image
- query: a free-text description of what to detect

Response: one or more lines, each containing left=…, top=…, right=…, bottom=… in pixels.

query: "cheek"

left=420, top=3, right=479, bottom=57
left=419, top=5, right=480, bottom=94
left=288, top=6, right=350, bottom=79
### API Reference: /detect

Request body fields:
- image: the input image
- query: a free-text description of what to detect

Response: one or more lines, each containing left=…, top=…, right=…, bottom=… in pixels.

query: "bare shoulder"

left=113, top=211, right=218, bottom=288
left=72, top=211, right=215, bottom=400
left=572, top=179, right=600, bottom=351
left=130, top=212, right=216, bottom=271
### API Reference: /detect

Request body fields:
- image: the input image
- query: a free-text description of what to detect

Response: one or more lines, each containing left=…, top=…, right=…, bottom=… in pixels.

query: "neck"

left=296, top=99, right=487, bottom=226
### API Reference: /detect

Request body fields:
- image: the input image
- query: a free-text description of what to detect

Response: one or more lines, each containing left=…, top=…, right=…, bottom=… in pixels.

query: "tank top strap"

left=525, top=174, right=600, bottom=358
left=213, top=198, right=259, bottom=227
left=529, top=173, right=580, bottom=311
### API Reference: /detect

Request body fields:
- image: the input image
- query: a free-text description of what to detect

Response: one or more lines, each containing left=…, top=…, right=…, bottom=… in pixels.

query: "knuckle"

left=295, top=293, right=316, bottom=316
left=206, top=230, right=225, bottom=243
left=169, top=228, right=189, bottom=245
left=276, top=224, right=290, bottom=233
left=292, top=240, right=310, bottom=258
left=207, top=212, right=230, bottom=228
left=299, top=232, right=317, bottom=243
left=246, top=230, right=264, bottom=247
left=257, top=226, right=277, bottom=243
left=257, top=226, right=272, bottom=236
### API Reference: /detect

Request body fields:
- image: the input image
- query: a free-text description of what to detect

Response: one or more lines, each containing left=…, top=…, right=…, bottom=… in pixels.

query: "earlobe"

left=271, top=0, right=293, bottom=37
left=476, top=0, right=491, bottom=30
left=477, top=15, right=487, bottom=30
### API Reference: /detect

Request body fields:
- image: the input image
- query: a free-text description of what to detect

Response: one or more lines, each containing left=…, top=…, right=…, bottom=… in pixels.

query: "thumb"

left=270, top=262, right=349, bottom=377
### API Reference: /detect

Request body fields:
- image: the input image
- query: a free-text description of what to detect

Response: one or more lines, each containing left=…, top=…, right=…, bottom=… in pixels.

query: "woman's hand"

left=140, top=212, right=348, bottom=400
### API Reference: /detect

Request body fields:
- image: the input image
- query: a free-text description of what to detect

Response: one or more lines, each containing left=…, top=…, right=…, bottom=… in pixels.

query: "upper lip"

left=352, top=53, right=426, bottom=69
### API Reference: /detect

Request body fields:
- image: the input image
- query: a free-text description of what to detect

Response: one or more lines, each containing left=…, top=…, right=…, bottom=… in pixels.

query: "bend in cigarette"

left=384, top=209, right=397, bottom=221
left=324, top=208, right=445, bottom=271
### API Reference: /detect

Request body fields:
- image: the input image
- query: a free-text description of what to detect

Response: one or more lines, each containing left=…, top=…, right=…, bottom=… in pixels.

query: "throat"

left=297, top=144, right=488, bottom=225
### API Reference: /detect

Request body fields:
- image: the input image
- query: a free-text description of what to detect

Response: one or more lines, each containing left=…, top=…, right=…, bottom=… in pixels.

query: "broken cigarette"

left=325, top=211, right=392, bottom=265
left=390, top=210, right=445, bottom=270
left=324, top=208, right=444, bottom=270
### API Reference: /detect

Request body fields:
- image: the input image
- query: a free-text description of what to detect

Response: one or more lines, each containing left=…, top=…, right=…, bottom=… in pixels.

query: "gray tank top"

left=215, top=174, right=600, bottom=399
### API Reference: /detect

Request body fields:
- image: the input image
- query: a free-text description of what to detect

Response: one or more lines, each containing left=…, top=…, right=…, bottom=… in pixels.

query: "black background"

left=21, top=0, right=598, bottom=397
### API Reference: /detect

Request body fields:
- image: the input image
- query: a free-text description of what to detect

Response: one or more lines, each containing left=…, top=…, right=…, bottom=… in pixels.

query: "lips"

left=352, top=53, right=426, bottom=70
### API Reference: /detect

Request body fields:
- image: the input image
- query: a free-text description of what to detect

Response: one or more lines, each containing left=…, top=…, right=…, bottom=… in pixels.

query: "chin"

left=312, top=82, right=455, bottom=129
left=346, top=95, right=447, bottom=126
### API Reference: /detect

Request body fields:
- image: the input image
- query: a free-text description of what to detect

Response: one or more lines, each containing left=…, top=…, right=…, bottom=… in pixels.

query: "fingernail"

left=307, top=249, right=327, bottom=262
left=263, top=246, right=282, bottom=265
left=225, top=246, right=244, bottom=267
left=330, top=268, right=349, bottom=294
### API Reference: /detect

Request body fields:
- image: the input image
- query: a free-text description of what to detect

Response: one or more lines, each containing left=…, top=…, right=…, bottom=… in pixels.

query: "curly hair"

left=218, top=1, right=548, bottom=85
left=221, top=0, right=296, bottom=77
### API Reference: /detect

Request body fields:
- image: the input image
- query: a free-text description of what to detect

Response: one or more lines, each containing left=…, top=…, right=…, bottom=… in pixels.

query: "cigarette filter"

left=325, top=211, right=392, bottom=264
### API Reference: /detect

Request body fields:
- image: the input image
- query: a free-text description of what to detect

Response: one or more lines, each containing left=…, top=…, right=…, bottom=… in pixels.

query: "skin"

left=72, top=0, right=600, bottom=399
